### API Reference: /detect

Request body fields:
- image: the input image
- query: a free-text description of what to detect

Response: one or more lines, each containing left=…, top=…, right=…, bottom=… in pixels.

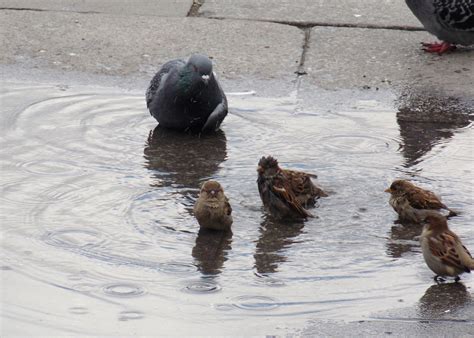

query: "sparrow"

left=193, top=180, right=232, bottom=231
left=420, top=211, right=473, bottom=282
left=384, top=179, right=456, bottom=223
left=257, top=156, right=325, bottom=219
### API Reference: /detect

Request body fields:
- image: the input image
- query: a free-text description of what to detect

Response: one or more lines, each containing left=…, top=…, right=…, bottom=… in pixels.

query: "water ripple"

left=102, top=283, right=146, bottom=298
left=42, top=229, right=106, bottom=249
left=183, top=280, right=222, bottom=294
left=1, top=82, right=472, bottom=333
left=118, top=310, right=145, bottom=321
left=68, top=307, right=89, bottom=315
left=231, top=295, right=280, bottom=311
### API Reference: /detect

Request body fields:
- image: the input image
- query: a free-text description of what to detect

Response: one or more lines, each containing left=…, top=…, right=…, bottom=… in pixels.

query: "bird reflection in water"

left=386, top=221, right=423, bottom=258
left=143, top=125, right=227, bottom=196
left=192, top=229, right=232, bottom=275
left=254, top=215, right=304, bottom=274
left=396, top=91, right=472, bottom=168
left=418, top=282, right=472, bottom=319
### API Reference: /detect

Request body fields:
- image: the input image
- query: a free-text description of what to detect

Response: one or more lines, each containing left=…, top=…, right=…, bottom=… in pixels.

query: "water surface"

left=1, top=82, right=473, bottom=335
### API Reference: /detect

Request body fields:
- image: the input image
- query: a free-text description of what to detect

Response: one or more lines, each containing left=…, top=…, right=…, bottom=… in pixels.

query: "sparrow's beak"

left=201, top=74, right=210, bottom=85
left=384, top=188, right=392, bottom=193
left=257, top=166, right=264, bottom=174
left=210, top=190, right=216, bottom=196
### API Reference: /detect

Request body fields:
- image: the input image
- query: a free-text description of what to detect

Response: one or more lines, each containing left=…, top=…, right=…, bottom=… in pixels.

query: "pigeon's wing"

left=146, top=59, right=185, bottom=109
left=201, top=78, right=228, bottom=133
left=201, top=101, right=228, bottom=133
left=406, top=186, right=446, bottom=210
left=434, top=0, right=474, bottom=31
left=429, top=230, right=472, bottom=273
left=271, top=174, right=312, bottom=218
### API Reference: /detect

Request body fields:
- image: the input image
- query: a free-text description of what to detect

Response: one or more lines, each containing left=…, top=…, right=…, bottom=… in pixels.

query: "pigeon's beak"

left=384, top=188, right=392, bottom=193
left=201, top=74, right=210, bottom=85
left=257, top=166, right=264, bottom=174
left=210, top=190, right=216, bottom=196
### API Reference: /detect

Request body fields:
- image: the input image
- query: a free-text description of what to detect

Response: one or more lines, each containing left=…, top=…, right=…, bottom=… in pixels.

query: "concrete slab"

left=299, top=318, right=474, bottom=336
left=0, top=0, right=193, bottom=17
left=0, top=10, right=303, bottom=95
left=299, top=26, right=474, bottom=110
left=200, top=0, right=423, bottom=29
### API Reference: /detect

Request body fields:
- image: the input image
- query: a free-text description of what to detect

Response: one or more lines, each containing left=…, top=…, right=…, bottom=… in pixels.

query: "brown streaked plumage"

left=420, top=211, right=473, bottom=282
left=384, top=179, right=456, bottom=223
left=281, top=168, right=328, bottom=207
left=257, top=156, right=325, bottom=219
left=193, top=180, right=232, bottom=231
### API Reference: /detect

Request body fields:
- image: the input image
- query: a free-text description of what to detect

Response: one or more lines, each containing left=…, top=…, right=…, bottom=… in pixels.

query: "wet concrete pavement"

left=1, top=0, right=473, bottom=336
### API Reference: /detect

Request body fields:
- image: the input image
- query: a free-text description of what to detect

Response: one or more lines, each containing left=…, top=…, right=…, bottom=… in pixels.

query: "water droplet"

left=118, top=310, right=145, bottom=321
left=319, top=135, right=394, bottom=154
left=102, top=283, right=146, bottom=298
left=232, top=295, right=279, bottom=311
left=72, top=283, right=97, bottom=293
left=183, top=280, right=221, bottom=294
left=67, top=274, right=83, bottom=281
left=69, top=306, right=88, bottom=315
left=214, top=303, right=235, bottom=311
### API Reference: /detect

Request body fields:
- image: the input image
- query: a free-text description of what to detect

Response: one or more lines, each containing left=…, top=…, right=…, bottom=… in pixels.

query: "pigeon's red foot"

left=421, top=41, right=456, bottom=54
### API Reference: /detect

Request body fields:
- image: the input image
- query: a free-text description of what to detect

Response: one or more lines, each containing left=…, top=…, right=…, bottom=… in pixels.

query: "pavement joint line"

left=187, top=0, right=205, bottom=17
left=293, top=27, right=310, bottom=109
left=204, top=16, right=426, bottom=32
left=1, top=7, right=424, bottom=32
left=296, top=27, right=310, bottom=77
left=0, top=7, right=100, bottom=14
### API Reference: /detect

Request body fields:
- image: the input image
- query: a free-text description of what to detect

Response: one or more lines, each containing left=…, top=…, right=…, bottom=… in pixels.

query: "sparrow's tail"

left=445, top=207, right=458, bottom=217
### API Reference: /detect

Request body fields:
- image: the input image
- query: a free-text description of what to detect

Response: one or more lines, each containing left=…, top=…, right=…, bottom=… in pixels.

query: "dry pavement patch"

left=200, top=0, right=423, bottom=28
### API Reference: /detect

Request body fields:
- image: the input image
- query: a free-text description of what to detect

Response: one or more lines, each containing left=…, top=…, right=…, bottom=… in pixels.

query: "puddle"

left=1, top=82, right=473, bottom=336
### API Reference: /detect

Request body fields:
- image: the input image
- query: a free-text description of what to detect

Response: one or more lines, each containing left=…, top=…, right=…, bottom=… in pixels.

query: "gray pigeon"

left=405, top=0, right=474, bottom=53
left=146, top=54, right=228, bottom=133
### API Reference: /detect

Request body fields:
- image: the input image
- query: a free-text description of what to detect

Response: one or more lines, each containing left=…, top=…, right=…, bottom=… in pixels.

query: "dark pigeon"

left=405, top=0, right=474, bottom=53
left=146, top=54, right=228, bottom=133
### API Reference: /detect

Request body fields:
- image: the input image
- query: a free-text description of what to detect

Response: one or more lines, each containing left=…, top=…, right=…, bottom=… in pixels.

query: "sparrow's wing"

left=406, top=186, right=446, bottom=210
left=282, top=170, right=309, bottom=196
left=271, top=174, right=311, bottom=217
left=429, top=231, right=472, bottom=273
left=284, top=169, right=328, bottom=198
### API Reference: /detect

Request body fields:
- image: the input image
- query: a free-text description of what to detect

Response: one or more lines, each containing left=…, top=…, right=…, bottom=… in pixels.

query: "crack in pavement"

left=0, top=7, right=424, bottom=32
left=200, top=16, right=425, bottom=32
